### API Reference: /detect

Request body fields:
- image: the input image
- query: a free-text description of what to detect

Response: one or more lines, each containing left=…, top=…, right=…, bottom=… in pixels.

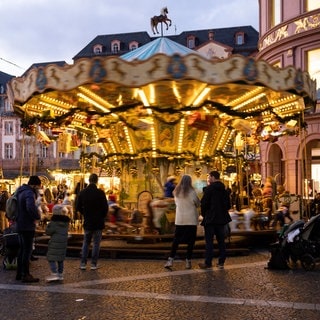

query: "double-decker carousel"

left=6, top=37, right=317, bottom=244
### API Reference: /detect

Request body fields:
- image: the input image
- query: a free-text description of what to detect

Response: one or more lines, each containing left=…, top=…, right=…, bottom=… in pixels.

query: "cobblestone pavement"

left=0, top=249, right=320, bottom=320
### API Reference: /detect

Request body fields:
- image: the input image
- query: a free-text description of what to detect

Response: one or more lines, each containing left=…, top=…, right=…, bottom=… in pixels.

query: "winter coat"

left=46, top=215, right=70, bottom=261
left=75, top=183, right=108, bottom=230
left=164, top=181, right=176, bottom=198
left=200, top=181, right=231, bottom=226
left=174, top=190, right=200, bottom=225
left=16, top=184, right=41, bottom=232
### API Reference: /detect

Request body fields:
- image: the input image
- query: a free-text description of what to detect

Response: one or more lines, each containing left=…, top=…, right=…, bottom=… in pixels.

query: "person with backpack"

left=15, top=176, right=42, bottom=283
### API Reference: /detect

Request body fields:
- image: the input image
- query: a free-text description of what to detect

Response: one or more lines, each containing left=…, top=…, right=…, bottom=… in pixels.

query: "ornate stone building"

left=257, top=0, right=320, bottom=197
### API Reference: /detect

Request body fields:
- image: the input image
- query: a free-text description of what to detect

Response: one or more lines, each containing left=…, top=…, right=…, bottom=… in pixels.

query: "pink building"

left=257, top=1, right=320, bottom=199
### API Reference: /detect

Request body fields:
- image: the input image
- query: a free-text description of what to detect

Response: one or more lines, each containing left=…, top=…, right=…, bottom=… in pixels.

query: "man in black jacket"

left=76, top=174, right=108, bottom=270
left=199, top=171, right=231, bottom=270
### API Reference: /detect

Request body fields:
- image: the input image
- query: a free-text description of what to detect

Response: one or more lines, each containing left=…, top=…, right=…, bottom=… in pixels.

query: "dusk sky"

left=0, top=0, right=259, bottom=76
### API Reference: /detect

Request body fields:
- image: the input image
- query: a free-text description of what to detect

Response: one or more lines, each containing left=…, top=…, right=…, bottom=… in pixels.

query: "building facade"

left=257, top=0, right=320, bottom=198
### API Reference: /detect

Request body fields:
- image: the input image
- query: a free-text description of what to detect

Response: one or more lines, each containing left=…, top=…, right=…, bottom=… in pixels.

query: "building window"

left=306, top=0, right=320, bottom=11
left=4, top=121, right=14, bottom=135
left=271, top=0, right=281, bottom=27
left=4, top=143, right=13, bottom=159
left=111, top=40, right=120, bottom=53
left=129, top=41, right=138, bottom=51
left=93, top=44, right=103, bottom=54
left=40, top=145, right=48, bottom=158
left=187, top=35, right=195, bottom=49
left=235, top=32, right=245, bottom=45
left=307, top=49, right=320, bottom=100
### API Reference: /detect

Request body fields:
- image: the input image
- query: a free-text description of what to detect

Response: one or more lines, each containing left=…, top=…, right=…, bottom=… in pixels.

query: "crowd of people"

left=1, top=170, right=319, bottom=283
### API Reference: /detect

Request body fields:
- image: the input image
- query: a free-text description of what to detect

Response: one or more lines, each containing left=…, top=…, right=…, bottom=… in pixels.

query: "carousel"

left=6, top=17, right=317, bottom=234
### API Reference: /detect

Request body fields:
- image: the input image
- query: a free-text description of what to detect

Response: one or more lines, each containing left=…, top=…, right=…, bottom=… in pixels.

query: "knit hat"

left=52, top=204, right=68, bottom=215
left=28, top=175, right=41, bottom=186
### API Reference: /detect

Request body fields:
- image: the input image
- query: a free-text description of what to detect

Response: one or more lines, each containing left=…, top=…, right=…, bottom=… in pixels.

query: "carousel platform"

left=34, top=228, right=278, bottom=260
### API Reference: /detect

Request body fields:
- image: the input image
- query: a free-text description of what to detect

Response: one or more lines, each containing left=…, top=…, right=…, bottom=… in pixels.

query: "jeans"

left=81, top=229, right=103, bottom=265
left=203, top=224, right=226, bottom=266
left=17, top=230, right=35, bottom=277
left=49, top=261, right=64, bottom=274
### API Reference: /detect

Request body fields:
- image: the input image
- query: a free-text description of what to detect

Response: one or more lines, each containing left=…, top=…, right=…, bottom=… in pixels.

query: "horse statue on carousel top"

left=151, top=7, right=172, bottom=35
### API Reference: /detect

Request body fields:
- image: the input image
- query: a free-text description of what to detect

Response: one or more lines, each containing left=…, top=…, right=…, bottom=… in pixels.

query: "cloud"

left=0, top=0, right=258, bottom=76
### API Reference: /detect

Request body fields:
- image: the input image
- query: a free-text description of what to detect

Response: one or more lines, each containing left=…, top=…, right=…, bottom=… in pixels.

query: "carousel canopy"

left=121, top=37, right=197, bottom=61
left=7, top=38, right=317, bottom=165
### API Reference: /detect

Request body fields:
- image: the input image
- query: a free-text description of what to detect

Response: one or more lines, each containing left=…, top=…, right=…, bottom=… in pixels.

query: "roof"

left=121, top=37, right=197, bottom=61
left=73, top=26, right=258, bottom=60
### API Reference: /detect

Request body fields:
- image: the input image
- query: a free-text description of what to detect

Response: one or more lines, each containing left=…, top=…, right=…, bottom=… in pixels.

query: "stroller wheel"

left=301, top=254, right=316, bottom=271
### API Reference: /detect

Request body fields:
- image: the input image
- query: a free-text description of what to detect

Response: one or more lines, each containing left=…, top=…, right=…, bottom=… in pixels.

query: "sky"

left=0, top=0, right=259, bottom=77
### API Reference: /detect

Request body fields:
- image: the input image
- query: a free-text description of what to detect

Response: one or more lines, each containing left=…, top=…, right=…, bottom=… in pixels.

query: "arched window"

left=111, top=40, right=121, bottom=53
left=93, top=44, right=103, bottom=54
left=129, top=41, right=139, bottom=51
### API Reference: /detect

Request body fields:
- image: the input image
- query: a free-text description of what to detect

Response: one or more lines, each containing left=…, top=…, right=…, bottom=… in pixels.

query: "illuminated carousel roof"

left=7, top=44, right=317, bottom=163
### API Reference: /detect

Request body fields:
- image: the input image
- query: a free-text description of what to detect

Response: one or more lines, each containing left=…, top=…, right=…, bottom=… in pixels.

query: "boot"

left=185, top=259, right=192, bottom=269
left=164, top=257, right=173, bottom=269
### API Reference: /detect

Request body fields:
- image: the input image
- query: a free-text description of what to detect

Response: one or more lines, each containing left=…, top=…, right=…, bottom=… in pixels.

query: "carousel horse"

left=150, top=7, right=172, bottom=34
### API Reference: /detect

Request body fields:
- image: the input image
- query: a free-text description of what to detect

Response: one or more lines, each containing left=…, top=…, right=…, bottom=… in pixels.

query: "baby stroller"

left=282, top=214, right=320, bottom=271
left=267, top=219, right=305, bottom=270
left=0, top=223, right=20, bottom=270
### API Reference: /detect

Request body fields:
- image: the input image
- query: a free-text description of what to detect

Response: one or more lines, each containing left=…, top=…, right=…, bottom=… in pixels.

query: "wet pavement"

left=0, top=248, right=320, bottom=320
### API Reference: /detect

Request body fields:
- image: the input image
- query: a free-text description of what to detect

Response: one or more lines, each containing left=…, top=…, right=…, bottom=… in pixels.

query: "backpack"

left=5, top=191, right=19, bottom=221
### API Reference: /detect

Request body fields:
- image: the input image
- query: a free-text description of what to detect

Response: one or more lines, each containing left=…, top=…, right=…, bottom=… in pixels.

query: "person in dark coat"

left=164, top=176, right=176, bottom=198
left=199, top=171, right=231, bottom=270
left=76, top=173, right=108, bottom=270
left=16, top=176, right=42, bottom=283
left=45, top=204, right=70, bottom=282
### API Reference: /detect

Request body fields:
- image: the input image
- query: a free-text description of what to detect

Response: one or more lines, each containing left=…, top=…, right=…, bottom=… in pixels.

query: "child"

left=45, top=204, right=70, bottom=282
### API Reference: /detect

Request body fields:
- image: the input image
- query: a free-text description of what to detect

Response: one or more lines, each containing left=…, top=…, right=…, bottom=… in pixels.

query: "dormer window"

left=129, top=41, right=139, bottom=51
left=111, top=40, right=121, bottom=53
left=93, top=44, right=103, bottom=54
left=235, top=32, right=245, bottom=45
left=187, top=35, right=196, bottom=49
left=208, top=31, right=214, bottom=41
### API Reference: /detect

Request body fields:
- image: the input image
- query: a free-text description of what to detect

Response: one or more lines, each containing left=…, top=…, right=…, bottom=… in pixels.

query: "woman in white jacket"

left=164, top=174, right=200, bottom=270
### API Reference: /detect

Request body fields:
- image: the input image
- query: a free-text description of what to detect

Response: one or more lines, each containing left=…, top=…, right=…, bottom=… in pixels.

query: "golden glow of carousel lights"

left=107, top=137, right=117, bottom=154
left=199, top=131, right=209, bottom=159
left=40, top=94, right=76, bottom=110
left=149, top=85, right=156, bottom=104
left=228, top=87, right=264, bottom=107
left=192, top=87, right=211, bottom=106
left=138, top=89, right=150, bottom=106
left=177, top=118, right=185, bottom=153
left=123, top=126, right=134, bottom=153
left=78, top=86, right=115, bottom=110
left=172, top=83, right=181, bottom=103
left=77, top=93, right=110, bottom=113
left=232, top=93, right=266, bottom=111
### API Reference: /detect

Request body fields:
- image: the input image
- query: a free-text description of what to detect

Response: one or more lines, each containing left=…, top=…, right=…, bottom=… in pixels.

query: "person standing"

left=45, top=204, right=70, bottom=282
left=16, top=176, right=42, bottom=283
left=164, top=176, right=176, bottom=198
left=199, top=171, right=231, bottom=270
left=164, top=175, right=200, bottom=270
left=76, top=173, right=108, bottom=270
left=0, top=188, right=9, bottom=232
